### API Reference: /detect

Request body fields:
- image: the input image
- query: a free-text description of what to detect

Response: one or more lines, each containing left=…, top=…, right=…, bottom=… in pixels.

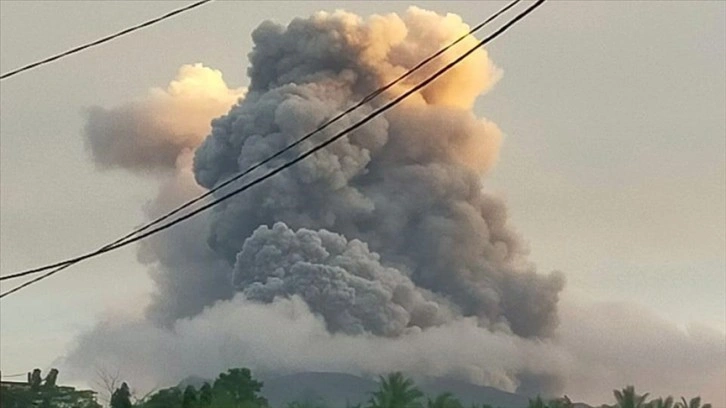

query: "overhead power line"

left=0, top=0, right=523, bottom=286
left=1, top=372, right=28, bottom=378
left=0, top=0, right=544, bottom=298
left=0, top=0, right=213, bottom=80
left=0, top=0, right=546, bottom=299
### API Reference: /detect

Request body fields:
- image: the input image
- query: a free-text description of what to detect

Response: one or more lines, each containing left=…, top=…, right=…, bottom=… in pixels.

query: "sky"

left=0, top=0, right=724, bottom=404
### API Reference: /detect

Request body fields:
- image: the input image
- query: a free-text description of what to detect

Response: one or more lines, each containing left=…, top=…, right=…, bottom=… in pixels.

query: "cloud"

left=556, top=297, right=726, bottom=405
left=191, top=6, right=561, bottom=339
left=65, top=6, right=725, bottom=405
left=234, top=222, right=456, bottom=336
left=63, top=295, right=564, bottom=396
left=62, top=295, right=725, bottom=405
left=84, top=64, right=244, bottom=171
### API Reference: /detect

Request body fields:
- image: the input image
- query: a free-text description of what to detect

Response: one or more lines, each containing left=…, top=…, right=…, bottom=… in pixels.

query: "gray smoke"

left=69, top=8, right=726, bottom=403
left=235, top=222, right=455, bottom=336
left=64, top=295, right=726, bottom=403
left=83, top=64, right=244, bottom=324
left=84, top=64, right=244, bottom=172
left=190, top=8, right=564, bottom=338
left=75, top=6, right=577, bottom=397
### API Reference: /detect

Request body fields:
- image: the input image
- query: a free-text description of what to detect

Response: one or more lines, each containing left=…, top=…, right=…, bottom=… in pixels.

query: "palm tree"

left=677, top=397, right=712, bottom=408
left=614, top=386, right=649, bottom=408
left=367, top=373, right=423, bottom=408
left=426, top=393, right=464, bottom=408
left=528, top=396, right=547, bottom=408
left=648, top=397, right=674, bottom=408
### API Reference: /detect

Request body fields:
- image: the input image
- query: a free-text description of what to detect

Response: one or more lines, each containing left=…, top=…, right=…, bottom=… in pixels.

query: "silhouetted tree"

left=426, top=392, right=464, bottom=408
left=182, top=385, right=197, bottom=408
left=144, top=387, right=182, bottom=408
left=528, top=396, right=547, bottom=408
left=648, top=397, right=675, bottom=408
left=614, top=386, right=649, bottom=408
left=212, top=368, right=268, bottom=407
left=678, top=397, right=712, bottom=408
left=110, top=382, right=133, bottom=408
left=93, top=367, right=123, bottom=406
left=198, top=383, right=213, bottom=407
left=367, top=372, right=423, bottom=408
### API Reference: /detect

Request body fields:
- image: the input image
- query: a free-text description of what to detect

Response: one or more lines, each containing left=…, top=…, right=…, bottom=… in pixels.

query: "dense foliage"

left=125, top=370, right=713, bottom=408
left=1, top=368, right=714, bottom=408
left=0, top=378, right=101, bottom=408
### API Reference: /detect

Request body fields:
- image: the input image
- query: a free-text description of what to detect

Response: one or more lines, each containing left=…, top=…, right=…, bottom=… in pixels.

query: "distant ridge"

left=262, top=372, right=376, bottom=407
left=262, top=371, right=530, bottom=408
left=180, top=371, right=595, bottom=408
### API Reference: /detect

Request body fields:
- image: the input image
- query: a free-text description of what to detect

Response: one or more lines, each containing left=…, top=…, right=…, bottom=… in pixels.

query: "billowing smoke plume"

left=85, top=64, right=244, bottom=171
left=71, top=6, right=725, bottom=404
left=65, top=294, right=726, bottom=404
left=84, top=64, right=244, bottom=323
left=235, top=223, right=457, bottom=336
left=189, top=7, right=563, bottom=339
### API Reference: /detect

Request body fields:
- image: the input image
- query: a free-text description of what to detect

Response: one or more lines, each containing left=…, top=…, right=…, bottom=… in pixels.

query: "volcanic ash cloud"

left=85, top=63, right=245, bottom=172
left=73, top=6, right=568, bottom=395
left=193, top=7, right=564, bottom=338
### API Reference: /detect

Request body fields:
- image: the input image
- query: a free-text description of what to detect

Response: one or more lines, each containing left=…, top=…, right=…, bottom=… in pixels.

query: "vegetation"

left=367, top=373, right=423, bottom=408
left=1, top=367, right=715, bottom=408
left=110, top=383, right=132, bottom=408
left=613, top=385, right=649, bottom=408
left=425, top=392, right=464, bottom=408
left=127, top=370, right=715, bottom=408
left=0, top=369, right=101, bottom=408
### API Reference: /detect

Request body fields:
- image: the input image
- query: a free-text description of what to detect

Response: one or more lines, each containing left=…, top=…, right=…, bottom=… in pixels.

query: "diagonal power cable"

left=0, top=0, right=546, bottom=299
left=0, top=0, right=522, bottom=284
left=0, top=0, right=213, bottom=80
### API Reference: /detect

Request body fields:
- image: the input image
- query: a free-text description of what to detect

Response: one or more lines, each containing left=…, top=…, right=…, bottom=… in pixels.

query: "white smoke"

left=73, top=6, right=725, bottom=405
left=63, top=295, right=725, bottom=403
left=65, top=295, right=562, bottom=394
left=556, top=297, right=726, bottom=404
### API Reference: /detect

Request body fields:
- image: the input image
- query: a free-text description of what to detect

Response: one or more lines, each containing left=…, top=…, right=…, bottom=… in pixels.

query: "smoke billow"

left=85, top=64, right=244, bottom=172
left=65, top=294, right=726, bottom=402
left=235, top=222, right=457, bottom=336
left=190, top=7, right=563, bottom=339
left=84, top=63, right=245, bottom=323
left=70, top=6, right=725, bottom=404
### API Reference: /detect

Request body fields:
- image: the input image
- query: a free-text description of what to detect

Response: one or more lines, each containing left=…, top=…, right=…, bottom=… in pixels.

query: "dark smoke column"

left=193, top=8, right=564, bottom=338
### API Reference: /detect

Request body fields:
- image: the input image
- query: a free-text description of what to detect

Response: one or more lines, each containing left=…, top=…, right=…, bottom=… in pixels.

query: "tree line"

left=106, top=368, right=714, bottom=408
left=1, top=367, right=714, bottom=408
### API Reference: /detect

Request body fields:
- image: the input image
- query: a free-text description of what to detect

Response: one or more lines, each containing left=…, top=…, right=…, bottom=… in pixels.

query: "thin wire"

left=0, top=0, right=213, bottom=80
left=0, top=0, right=546, bottom=299
left=0, top=0, right=522, bottom=283
left=0, top=0, right=544, bottom=298
left=1, top=372, right=28, bottom=378
left=0, top=263, right=75, bottom=299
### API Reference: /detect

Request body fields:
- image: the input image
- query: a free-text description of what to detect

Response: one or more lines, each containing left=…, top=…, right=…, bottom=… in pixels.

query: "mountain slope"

left=261, top=372, right=531, bottom=407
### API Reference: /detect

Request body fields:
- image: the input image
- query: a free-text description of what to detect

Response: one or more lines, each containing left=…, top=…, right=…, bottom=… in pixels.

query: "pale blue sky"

left=0, top=0, right=724, bottom=392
